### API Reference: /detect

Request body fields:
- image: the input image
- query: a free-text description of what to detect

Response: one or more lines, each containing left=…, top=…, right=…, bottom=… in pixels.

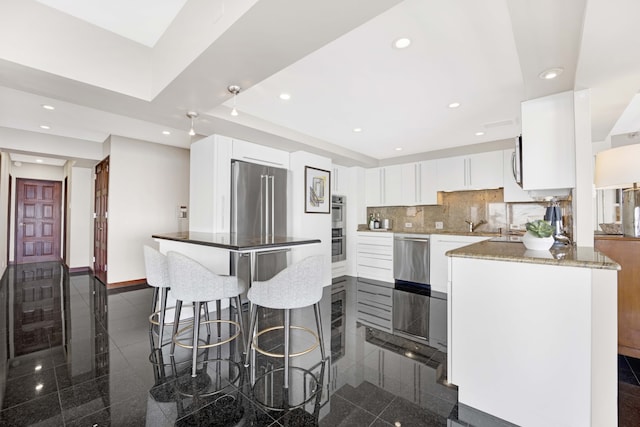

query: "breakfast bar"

left=446, top=240, right=620, bottom=427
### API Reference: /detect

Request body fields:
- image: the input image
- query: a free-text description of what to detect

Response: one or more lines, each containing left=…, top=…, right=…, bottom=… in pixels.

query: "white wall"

left=0, top=152, right=11, bottom=276
left=9, top=163, right=64, bottom=262
left=67, top=166, right=93, bottom=269
left=288, top=151, right=332, bottom=287
left=107, top=136, right=189, bottom=284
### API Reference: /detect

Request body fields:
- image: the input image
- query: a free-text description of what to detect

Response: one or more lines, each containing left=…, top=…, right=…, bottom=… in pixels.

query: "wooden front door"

left=15, top=179, right=62, bottom=264
left=94, top=157, right=109, bottom=284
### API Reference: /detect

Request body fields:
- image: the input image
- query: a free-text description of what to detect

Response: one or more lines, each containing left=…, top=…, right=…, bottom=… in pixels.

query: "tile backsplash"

left=365, top=188, right=573, bottom=237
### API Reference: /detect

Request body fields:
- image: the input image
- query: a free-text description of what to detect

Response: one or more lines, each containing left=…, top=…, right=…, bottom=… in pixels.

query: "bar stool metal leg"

left=191, top=301, right=202, bottom=377
left=170, top=300, right=183, bottom=355
left=283, top=308, right=291, bottom=407
left=313, top=302, right=326, bottom=362
left=157, top=287, right=168, bottom=348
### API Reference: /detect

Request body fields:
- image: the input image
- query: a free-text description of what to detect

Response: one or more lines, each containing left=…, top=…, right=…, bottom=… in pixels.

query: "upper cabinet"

left=436, top=151, right=503, bottom=192
left=232, top=138, right=289, bottom=169
left=365, top=163, right=436, bottom=207
left=332, top=165, right=349, bottom=195
left=503, top=149, right=534, bottom=202
left=520, top=90, right=575, bottom=190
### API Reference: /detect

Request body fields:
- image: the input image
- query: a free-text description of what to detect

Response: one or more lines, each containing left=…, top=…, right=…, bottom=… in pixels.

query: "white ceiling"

left=0, top=0, right=639, bottom=168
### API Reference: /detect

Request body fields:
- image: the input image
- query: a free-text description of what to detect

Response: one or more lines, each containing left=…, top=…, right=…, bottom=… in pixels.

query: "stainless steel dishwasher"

left=392, top=234, right=430, bottom=342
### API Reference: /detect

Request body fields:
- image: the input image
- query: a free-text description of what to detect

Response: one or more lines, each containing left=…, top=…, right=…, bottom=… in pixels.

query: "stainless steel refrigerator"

left=230, top=160, right=288, bottom=288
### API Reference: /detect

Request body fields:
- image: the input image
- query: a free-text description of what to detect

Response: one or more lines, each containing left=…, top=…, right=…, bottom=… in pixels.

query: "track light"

left=186, top=111, right=198, bottom=136
left=228, top=85, right=241, bottom=116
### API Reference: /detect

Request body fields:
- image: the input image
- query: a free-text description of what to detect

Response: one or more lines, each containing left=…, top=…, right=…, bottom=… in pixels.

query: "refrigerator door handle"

left=261, top=174, right=267, bottom=238
left=269, top=175, right=275, bottom=238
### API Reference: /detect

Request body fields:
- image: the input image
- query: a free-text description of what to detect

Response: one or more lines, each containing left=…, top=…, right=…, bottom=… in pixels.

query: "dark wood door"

left=94, top=157, right=109, bottom=284
left=15, top=179, right=62, bottom=264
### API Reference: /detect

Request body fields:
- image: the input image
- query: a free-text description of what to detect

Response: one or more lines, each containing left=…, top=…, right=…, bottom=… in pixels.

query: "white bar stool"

left=244, top=255, right=326, bottom=409
left=144, top=245, right=172, bottom=349
left=166, top=251, right=246, bottom=378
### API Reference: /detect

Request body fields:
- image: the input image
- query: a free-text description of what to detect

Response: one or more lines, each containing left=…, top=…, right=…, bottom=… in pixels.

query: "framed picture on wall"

left=304, top=166, right=330, bottom=214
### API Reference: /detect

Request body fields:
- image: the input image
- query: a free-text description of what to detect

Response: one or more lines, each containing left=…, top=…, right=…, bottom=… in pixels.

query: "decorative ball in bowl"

left=522, top=220, right=555, bottom=251
left=599, top=223, right=622, bottom=235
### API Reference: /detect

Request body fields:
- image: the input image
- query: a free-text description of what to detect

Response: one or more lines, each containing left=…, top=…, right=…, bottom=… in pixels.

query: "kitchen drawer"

left=357, top=243, right=393, bottom=257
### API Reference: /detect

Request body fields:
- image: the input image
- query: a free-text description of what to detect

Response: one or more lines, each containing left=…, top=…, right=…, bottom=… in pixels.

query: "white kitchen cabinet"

left=503, top=149, right=534, bottom=202
left=231, top=137, right=289, bottom=168
left=365, top=168, right=382, bottom=206
left=383, top=165, right=403, bottom=206
left=332, top=164, right=348, bottom=195
left=520, top=90, right=575, bottom=190
left=366, top=164, right=424, bottom=207
left=436, top=156, right=466, bottom=191
left=429, top=234, right=490, bottom=294
left=356, top=232, right=394, bottom=282
left=189, top=134, right=232, bottom=233
left=418, top=160, right=438, bottom=205
left=436, top=151, right=503, bottom=192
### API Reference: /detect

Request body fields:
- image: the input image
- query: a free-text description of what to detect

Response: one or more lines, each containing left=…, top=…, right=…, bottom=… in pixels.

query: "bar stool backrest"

left=248, top=255, right=324, bottom=309
left=166, top=251, right=243, bottom=302
left=143, top=245, right=170, bottom=289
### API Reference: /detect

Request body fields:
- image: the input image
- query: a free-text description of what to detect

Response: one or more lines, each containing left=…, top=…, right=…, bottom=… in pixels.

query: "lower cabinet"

left=594, top=236, right=640, bottom=358
left=430, top=234, right=490, bottom=294
left=356, top=278, right=393, bottom=332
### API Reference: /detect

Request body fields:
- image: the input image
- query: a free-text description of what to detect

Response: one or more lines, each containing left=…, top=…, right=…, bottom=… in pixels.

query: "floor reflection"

left=0, top=264, right=638, bottom=426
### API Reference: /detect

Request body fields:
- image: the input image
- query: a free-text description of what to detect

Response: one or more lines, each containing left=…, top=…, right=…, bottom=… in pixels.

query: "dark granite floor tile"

left=319, top=394, right=376, bottom=427
left=0, top=391, right=63, bottom=427
left=335, top=381, right=395, bottom=416
left=378, top=396, right=447, bottom=427
left=6, top=348, right=58, bottom=380
left=59, top=367, right=148, bottom=423
left=65, top=389, right=152, bottom=427
left=2, top=367, right=59, bottom=408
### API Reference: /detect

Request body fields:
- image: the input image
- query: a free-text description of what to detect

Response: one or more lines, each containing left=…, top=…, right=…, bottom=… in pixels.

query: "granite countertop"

left=446, top=240, right=621, bottom=270
left=356, top=228, right=501, bottom=238
left=152, top=231, right=321, bottom=251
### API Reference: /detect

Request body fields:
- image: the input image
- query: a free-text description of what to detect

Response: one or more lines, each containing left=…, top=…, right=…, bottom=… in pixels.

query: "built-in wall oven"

left=331, top=195, right=346, bottom=262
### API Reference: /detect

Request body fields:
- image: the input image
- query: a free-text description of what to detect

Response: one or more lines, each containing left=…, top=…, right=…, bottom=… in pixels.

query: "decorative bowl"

left=599, top=223, right=622, bottom=235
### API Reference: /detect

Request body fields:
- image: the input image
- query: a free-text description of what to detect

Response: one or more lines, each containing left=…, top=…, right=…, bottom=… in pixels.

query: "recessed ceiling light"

left=162, top=130, right=171, bottom=135
left=393, top=37, right=411, bottom=49
left=475, top=131, right=485, bottom=136
left=353, top=128, right=362, bottom=133
left=539, top=67, right=564, bottom=80
left=36, top=159, right=43, bottom=163
left=279, top=93, right=291, bottom=100
left=40, top=125, right=50, bottom=130
left=41, top=104, right=55, bottom=110
left=448, top=102, right=461, bottom=109
left=395, top=147, right=403, bottom=151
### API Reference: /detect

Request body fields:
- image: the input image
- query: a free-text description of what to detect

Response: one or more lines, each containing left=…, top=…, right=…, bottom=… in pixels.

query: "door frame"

left=14, top=178, right=63, bottom=264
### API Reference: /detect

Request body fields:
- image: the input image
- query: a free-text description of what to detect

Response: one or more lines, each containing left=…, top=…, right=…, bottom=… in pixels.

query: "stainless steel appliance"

left=392, top=234, right=431, bottom=342
left=231, top=160, right=288, bottom=285
left=331, top=195, right=345, bottom=228
left=512, top=134, right=523, bottom=187
left=331, top=195, right=346, bottom=262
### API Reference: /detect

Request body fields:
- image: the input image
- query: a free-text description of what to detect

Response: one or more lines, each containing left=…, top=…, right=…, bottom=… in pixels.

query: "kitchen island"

left=446, top=240, right=619, bottom=427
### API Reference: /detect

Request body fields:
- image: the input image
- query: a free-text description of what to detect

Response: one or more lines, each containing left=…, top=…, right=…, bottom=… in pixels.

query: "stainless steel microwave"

left=331, top=195, right=345, bottom=228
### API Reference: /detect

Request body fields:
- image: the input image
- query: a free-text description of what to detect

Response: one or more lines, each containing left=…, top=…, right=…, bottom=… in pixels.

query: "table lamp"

left=594, top=143, right=640, bottom=237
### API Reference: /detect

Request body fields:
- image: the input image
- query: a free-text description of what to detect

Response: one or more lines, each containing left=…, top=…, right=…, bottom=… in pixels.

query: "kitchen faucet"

left=465, top=219, right=487, bottom=232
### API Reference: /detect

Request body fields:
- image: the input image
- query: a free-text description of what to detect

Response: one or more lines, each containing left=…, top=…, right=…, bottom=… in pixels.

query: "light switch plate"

left=435, top=221, right=443, bottom=229
left=405, top=222, right=413, bottom=228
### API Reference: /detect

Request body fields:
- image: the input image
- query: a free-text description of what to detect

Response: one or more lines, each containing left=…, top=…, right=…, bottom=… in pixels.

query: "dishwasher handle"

left=394, top=237, right=429, bottom=243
